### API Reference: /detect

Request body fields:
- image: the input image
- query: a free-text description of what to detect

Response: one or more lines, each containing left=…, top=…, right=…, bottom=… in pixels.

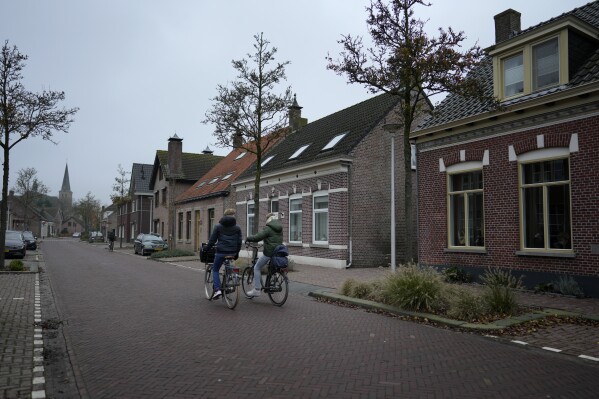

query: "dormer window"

left=532, top=37, right=559, bottom=90
left=493, top=32, right=567, bottom=100
left=289, top=144, right=309, bottom=160
left=234, top=152, right=246, bottom=160
left=322, top=132, right=347, bottom=151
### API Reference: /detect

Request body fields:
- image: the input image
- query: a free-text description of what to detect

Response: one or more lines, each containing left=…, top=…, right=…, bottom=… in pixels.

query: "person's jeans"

left=212, top=252, right=235, bottom=291
left=253, top=255, right=270, bottom=289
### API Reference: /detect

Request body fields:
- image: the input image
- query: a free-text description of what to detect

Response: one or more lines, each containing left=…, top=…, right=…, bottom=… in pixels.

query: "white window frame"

left=446, top=164, right=484, bottom=249
left=289, top=144, right=310, bottom=160
left=247, top=201, right=255, bottom=236
left=261, top=155, right=274, bottom=167
left=288, top=195, right=302, bottom=243
left=312, top=192, right=329, bottom=244
left=322, top=132, right=347, bottom=151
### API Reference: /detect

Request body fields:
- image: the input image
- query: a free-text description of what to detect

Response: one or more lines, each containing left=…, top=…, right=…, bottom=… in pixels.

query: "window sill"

left=288, top=242, right=303, bottom=247
left=444, top=247, right=487, bottom=254
left=310, top=244, right=329, bottom=249
left=515, top=250, right=576, bottom=258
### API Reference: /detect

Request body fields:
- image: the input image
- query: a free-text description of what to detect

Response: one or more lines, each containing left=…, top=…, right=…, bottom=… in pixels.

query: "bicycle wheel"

left=223, top=269, right=239, bottom=310
left=204, top=265, right=214, bottom=300
left=266, top=270, right=288, bottom=306
left=241, top=267, right=255, bottom=298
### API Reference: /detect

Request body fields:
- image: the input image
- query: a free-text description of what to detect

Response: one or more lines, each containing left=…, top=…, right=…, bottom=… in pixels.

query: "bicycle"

left=241, top=242, right=289, bottom=306
left=204, top=255, right=240, bottom=310
left=108, top=240, right=114, bottom=252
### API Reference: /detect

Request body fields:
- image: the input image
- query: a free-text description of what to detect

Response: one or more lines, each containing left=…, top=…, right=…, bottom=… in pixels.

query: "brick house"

left=232, top=93, right=424, bottom=268
left=119, top=163, right=154, bottom=241
left=412, top=3, right=599, bottom=295
left=148, top=135, right=223, bottom=247
left=173, top=137, right=274, bottom=253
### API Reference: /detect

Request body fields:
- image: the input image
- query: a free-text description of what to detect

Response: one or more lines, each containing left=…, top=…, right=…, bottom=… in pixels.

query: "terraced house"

left=232, top=93, right=427, bottom=268
left=412, top=2, right=599, bottom=295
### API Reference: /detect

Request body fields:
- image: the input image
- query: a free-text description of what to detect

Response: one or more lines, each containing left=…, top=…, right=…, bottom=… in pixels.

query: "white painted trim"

left=509, top=145, right=517, bottom=161
left=439, top=158, right=446, bottom=172
left=537, top=134, right=545, bottom=148
left=517, top=147, right=569, bottom=162
left=483, top=150, right=490, bottom=166
left=445, top=161, right=483, bottom=174
left=291, top=255, right=347, bottom=269
left=569, top=133, right=579, bottom=152
left=328, top=244, right=348, bottom=250
left=460, top=150, right=466, bottom=161
left=329, top=187, right=348, bottom=193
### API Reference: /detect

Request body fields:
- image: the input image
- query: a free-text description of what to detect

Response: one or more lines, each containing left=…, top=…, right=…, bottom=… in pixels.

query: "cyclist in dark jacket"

left=206, top=208, right=242, bottom=299
left=244, top=212, right=282, bottom=297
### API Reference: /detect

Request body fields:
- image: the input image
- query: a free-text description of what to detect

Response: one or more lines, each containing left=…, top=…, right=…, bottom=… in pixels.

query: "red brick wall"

left=418, top=115, right=599, bottom=280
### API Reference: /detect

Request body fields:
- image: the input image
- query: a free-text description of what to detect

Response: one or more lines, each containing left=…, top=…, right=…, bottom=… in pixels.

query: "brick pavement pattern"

left=0, top=273, right=36, bottom=399
left=39, top=240, right=599, bottom=398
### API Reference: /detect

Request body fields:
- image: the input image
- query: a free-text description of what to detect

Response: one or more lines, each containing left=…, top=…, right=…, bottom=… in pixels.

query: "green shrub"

left=553, top=276, right=584, bottom=297
left=381, top=264, right=444, bottom=312
left=480, top=267, right=524, bottom=289
left=534, top=282, right=554, bottom=293
left=339, top=279, right=357, bottom=297
left=443, top=266, right=473, bottom=283
left=446, top=288, right=488, bottom=320
left=483, top=286, right=518, bottom=314
left=352, top=282, right=373, bottom=299
left=150, top=249, right=195, bottom=259
left=9, top=260, right=25, bottom=271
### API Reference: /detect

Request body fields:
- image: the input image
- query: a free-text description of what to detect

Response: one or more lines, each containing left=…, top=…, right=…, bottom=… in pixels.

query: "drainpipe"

left=346, top=162, right=353, bottom=269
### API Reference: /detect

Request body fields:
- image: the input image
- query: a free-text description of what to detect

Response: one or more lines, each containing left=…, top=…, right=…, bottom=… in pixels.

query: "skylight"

left=234, top=151, right=246, bottom=160
left=322, top=132, right=348, bottom=151
left=261, top=155, right=274, bottom=167
left=196, top=181, right=206, bottom=189
left=222, top=172, right=233, bottom=180
left=208, top=177, right=219, bottom=184
left=289, top=144, right=310, bottom=160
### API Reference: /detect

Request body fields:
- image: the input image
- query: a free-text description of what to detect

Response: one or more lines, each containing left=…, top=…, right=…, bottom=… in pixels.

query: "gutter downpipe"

left=346, top=162, right=353, bottom=269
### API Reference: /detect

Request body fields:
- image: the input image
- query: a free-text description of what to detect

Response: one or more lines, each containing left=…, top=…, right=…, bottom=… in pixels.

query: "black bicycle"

left=108, top=240, right=114, bottom=252
left=241, top=242, right=289, bottom=306
left=204, top=256, right=240, bottom=310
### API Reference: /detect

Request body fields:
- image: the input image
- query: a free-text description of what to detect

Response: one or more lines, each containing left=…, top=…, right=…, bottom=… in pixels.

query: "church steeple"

left=59, top=163, right=72, bottom=209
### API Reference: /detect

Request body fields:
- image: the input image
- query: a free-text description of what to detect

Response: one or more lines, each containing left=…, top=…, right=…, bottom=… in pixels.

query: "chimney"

left=168, top=134, right=183, bottom=177
left=494, top=9, right=521, bottom=43
left=288, top=94, right=307, bottom=131
left=202, top=145, right=214, bottom=155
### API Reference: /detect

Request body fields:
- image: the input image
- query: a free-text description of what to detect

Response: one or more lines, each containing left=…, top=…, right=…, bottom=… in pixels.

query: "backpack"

left=270, top=244, right=289, bottom=268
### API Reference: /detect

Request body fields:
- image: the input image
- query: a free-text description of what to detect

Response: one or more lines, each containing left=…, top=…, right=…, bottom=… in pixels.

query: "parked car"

left=133, top=233, right=168, bottom=256
left=72, top=232, right=81, bottom=238
left=88, top=231, right=104, bottom=243
left=4, top=230, right=26, bottom=259
left=21, top=231, right=37, bottom=250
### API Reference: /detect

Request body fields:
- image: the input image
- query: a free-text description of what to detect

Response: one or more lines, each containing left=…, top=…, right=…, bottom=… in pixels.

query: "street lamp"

left=382, top=122, right=401, bottom=273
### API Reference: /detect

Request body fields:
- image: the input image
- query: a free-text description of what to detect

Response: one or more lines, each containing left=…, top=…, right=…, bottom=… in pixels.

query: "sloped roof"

left=130, top=163, right=153, bottom=194
left=175, top=136, right=278, bottom=204
left=416, top=1, right=599, bottom=132
left=149, top=151, right=224, bottom=188
left=238, top=92, right=400, bottom=179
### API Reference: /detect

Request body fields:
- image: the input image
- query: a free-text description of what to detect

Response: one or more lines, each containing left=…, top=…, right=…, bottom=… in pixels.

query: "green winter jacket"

left=246, top=219, right=283, bottom=257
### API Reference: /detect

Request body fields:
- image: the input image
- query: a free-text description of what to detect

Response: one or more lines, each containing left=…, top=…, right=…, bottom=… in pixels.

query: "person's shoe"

left=212, top=290, right=222, bottom=300
left=247, top=288, right=261, bottom=297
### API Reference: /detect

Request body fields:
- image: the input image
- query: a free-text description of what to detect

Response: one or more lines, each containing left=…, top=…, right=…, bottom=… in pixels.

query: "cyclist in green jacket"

left=245, top=212, right=282, bottom=297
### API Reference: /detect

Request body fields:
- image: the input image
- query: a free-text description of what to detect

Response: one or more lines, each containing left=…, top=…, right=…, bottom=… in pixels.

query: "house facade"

left=173, top=141, right=268, bottom=253
left=232, top=93, right=423, bottom=268
left=149, top=135, right=223, bottom=247
left=412, top=3, right=599, bottom=295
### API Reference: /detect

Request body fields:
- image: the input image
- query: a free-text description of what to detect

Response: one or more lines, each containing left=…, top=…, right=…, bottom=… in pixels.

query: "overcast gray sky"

left=1, top=0, right=589, bottom=205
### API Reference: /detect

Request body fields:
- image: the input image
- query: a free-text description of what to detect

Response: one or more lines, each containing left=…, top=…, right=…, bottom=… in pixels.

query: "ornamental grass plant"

left=380, top=263, right=444, bottom=312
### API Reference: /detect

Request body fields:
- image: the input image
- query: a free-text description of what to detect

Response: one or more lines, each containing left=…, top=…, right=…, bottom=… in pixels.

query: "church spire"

left=61, top=164, right=71, bottom=191
left=59, top=163, right=73, bottom=210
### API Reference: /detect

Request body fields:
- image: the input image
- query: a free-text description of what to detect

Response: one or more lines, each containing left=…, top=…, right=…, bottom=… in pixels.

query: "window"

left=289, top=196, right=302, bottom=242
left=503, top=53, right=524, bottom=97
left=162, top=187, right=167, bottom=205
left=235, top=151, right=246, bottom=160
left=532, top=37, right=559, bottom=90
left=222, top=172, right=233, bottom=180
left=208, top=177, right=219, bottom=184
left=261, top=155, right=274, bottom=167
left=289, top=144, right=309, bottom=160
left=131, top=223, right=136, bottom=239
left=520, top=158, right=571, bottom=250
left=322, top=132, right=347, bottom=151
left=313, top=194, right=329, bottom=243
left=247, top=201, right=256, bottom=236
left=154, top=192, right=159, bottom=208
left=186, top=212, right=191, bottom=240
left=448, top=170, right=484, bottom=247
left=208, top=209, right=215, bottom=239
left=196, top=181, right=206, bottom=189
left=270, top=198, right=279, bottom=213
left=177, top=212, right=183, bottom=240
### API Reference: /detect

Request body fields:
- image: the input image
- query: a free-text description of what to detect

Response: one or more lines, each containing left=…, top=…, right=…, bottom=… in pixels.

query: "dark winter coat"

left=206, top=215, right=242, bottom=255
left=246, top=219, right=283, bottom=257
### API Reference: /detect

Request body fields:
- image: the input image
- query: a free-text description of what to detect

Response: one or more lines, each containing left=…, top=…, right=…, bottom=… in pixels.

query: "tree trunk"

left=403, top=122, right=413, bottom=263
left=0, top=144, right=10, bottom=269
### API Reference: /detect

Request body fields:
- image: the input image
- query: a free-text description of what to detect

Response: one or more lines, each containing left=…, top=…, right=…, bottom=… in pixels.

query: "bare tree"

left=73, top=192, right=101, bottom=234
left=110, top=164, right=130, bottom=248
left=12, top=167, right=48, bottom=229
left=0, top=40, right=78, bottom=267
left=204, top=33, right=292, bottom=233
left=327, top=0, right=494, bottom=262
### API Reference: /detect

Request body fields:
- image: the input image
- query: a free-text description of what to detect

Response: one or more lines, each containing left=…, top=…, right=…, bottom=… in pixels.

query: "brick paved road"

left=42, top=239, right=599, bottom=398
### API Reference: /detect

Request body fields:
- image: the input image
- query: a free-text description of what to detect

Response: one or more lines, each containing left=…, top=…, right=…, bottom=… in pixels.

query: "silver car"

left=4, top=230, right=27, bottom=259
